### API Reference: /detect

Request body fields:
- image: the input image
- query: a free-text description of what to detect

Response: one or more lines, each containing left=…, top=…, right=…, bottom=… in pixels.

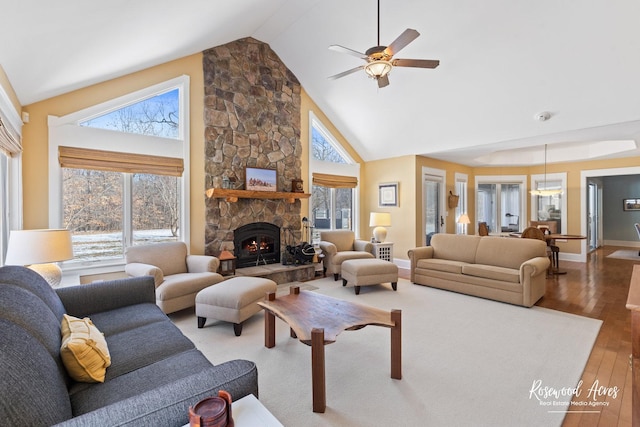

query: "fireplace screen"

left=233, top=222, right=280, bottom=267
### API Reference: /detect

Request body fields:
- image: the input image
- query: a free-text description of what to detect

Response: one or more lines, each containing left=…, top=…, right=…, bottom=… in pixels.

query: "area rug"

left=606, top=249, right=640, bottom=261
left=171, top=277, right=602, bottom=427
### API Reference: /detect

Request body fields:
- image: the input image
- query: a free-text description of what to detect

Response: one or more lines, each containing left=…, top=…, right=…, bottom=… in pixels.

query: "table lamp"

left=5, top=229, right=74, bottom=287
left=369, top=212, right=391, bottom=242
left=457, top=214, right=471, bottom=225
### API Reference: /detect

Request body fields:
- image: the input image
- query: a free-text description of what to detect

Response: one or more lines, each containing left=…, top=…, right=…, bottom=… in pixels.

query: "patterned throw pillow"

left=60, top=314, right=111, bottom=383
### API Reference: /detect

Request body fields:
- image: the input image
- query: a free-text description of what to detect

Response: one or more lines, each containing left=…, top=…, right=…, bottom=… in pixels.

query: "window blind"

left=312, top=172, right=358, bottom=189
left=58, top=146, right=184, bottom=177
left=0, top=116, right=21, bottom=157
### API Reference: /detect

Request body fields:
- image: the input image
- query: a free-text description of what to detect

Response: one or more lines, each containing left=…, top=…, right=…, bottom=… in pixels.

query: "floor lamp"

left=5, top=229, right=74, bottom=287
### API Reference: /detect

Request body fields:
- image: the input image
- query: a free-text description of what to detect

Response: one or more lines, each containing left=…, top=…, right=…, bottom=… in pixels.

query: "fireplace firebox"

left=233, top=222, right=281, bottom=268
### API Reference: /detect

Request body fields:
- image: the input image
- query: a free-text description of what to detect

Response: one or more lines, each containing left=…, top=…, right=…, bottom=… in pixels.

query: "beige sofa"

left=408, top=234, right=550, bottom=307
left=319, top=230, right=374, bottom=280
left=125, top=241, right=224, bottom=313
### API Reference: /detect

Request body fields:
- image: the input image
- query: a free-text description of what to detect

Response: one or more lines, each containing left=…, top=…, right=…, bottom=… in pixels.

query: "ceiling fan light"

left=364, top=60, right=392, bottom=79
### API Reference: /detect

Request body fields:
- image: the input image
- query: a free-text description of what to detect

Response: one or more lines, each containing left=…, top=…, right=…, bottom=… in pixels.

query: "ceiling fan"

left=328, top=0, right=439, bottom=88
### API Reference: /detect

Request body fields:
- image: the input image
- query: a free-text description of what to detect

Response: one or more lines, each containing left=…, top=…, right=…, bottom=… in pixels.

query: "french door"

left=423, top=168, right=445, bottom=245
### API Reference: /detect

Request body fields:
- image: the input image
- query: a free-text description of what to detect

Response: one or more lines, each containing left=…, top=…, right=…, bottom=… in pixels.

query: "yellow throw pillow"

left=60, top=314, right=111, bottom=383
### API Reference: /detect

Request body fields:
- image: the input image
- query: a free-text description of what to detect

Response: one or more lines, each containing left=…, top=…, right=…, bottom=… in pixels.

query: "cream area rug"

left=606, top=249, right=640, bottom=261
left=171, top=277, right=602, bottom=427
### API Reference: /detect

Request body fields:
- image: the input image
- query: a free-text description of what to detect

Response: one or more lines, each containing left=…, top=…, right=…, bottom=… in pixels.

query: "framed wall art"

left=378, top=182, right=398, bottom=207
left=623, top=198, right=640, bottom=211
left=245, top=167, right=277, bottom=192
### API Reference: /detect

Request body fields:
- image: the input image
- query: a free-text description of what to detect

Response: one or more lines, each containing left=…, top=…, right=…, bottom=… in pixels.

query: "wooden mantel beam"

left=205, top=188, right=310, bottom=203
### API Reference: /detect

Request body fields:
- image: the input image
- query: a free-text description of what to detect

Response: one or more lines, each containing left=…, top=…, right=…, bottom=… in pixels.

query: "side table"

left=372, top=241, right=393, bottom=262
left=183, top=394, right=283, bottom=427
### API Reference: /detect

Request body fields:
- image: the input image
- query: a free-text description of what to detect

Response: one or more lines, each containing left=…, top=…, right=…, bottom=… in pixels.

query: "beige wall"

left=362, top=155, right=416, bottom=260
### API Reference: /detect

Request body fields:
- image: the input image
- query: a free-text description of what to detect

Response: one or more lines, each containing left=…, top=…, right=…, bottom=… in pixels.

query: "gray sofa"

left=408, top=234, right=550, bottom=307
left=0, top=266, right=258, bottom=427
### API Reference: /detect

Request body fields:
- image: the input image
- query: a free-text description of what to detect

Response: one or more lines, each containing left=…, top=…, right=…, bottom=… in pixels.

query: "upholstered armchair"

left=125, top=241, right=224, bottom=314
left=319, top=230, right=375, bottom=280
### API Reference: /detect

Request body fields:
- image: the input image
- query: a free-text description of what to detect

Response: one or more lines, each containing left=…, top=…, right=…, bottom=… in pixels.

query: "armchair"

left=125, top=241, right=224, bottom=313
left=318, top=230, right=374, bottom=280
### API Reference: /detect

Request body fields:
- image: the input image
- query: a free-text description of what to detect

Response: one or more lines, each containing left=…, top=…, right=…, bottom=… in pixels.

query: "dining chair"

left=635, top=223, right=640, bottom=256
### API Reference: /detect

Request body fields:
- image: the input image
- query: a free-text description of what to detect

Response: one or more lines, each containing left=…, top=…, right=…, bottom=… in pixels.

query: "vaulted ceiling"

left=3, top=0, right=640, bottom=166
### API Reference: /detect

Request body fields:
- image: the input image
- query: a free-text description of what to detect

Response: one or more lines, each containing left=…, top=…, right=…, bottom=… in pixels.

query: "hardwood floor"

left=398, top=245, right=636, bottom=426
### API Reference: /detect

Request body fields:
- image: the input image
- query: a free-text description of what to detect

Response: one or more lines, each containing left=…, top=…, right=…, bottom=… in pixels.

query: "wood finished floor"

left=397, top=245, right=635, bottom=427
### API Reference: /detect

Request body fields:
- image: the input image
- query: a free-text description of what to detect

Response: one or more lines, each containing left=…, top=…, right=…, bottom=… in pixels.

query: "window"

left=80, top=89, right=180, bottom=139
left=49, top=76, right=189, bottom=267
left=530, top=172, right=567, bottom=234
left=309, top=112, right=359, bottom=241
left=454, top=173, right=468, bottom=234
left=476, top=175, right=526, bottom=234
left=0, top=90, right=23, bottom=265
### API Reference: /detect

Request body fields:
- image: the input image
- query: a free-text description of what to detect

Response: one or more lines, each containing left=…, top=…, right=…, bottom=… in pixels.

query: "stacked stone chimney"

left=203, top=37, right=303, bottom=257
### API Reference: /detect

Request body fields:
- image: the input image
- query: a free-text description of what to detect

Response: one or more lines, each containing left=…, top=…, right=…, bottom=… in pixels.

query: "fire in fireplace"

left=233, top=222, right=281, bottom=268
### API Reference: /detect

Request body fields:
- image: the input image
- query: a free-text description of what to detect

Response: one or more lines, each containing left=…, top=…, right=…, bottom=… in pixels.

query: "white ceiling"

left=3, top=0, right=640, bottom=166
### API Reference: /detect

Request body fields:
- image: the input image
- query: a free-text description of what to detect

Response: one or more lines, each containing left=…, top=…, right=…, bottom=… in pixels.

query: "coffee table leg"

left=311, top=328, right=326, bottom=413
left=390, top=309, right=402, bottom=380
left=265, top=292, right=276, bottom=348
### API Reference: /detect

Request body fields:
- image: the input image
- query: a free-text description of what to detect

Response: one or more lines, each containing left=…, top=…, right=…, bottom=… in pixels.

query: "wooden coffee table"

left=257, top=286, right=401, bottom=413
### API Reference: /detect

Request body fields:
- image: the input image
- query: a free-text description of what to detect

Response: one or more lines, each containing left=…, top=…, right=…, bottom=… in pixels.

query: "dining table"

left=508, top=232, right=586, bottom=274
left=544, top=234, right=587, bottom=274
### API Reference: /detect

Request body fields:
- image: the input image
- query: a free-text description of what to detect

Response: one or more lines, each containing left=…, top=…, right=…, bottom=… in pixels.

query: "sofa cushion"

left=99, top=320, right=195, bottom=381
left=462, top=264, right=520, bottom=283
left=0, top=266, right=66, bottom=320
left=86, top=303, right=168, bottom=336
left=69, top=348, right=213, bottom=415
left=125, top=242, right=188, bottom=276
left=156, top=272, right=223, bottom=300
left=60, top=314, right=112, bottom=383
left=320, top=230, right=356, bottom=252
left=331, top=250, right=375, bottom=265
left=0, top=319, right=73, bottom=426
left=475, top=236, right=548, bottom=270
left=416, top=258, right=468, bottom=274
left=431, top=234, right=482, bottom=263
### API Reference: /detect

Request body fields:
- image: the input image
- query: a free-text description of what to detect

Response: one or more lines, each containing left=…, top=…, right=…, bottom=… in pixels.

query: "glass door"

left=587, top=180, right=601, bottom=251
left=424, top=176, right=442, bottom=244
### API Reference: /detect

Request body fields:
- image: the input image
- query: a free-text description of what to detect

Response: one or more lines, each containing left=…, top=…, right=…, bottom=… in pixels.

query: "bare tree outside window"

left=64, top=89, right=181, bottom=261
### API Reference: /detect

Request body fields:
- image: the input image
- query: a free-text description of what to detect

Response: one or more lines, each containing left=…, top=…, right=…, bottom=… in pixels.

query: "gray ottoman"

left=341, top=258, right=398, bottom=295
left=195, top=276, right=277, bottom=336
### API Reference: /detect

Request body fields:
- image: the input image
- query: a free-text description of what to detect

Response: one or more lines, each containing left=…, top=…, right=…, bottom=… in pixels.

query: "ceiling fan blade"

left=384, top=28, right=420, bottom=57
left=377, top=74, right=390, bottom=88
left=328, top=65, right=365, bottom=80
left=392, top=58, right=440, bottom=69
left=328, top=45, right=369, bottom=60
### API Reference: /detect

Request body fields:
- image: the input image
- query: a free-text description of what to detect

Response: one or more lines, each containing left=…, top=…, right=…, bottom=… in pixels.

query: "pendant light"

left=530, top=144, right=563, bottom=196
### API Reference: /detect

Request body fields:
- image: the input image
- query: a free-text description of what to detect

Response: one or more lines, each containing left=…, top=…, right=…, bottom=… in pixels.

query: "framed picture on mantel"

left=245, top=167, right=277, bottom=192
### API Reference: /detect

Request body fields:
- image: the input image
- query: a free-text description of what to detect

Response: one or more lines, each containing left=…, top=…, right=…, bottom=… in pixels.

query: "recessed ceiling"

left=3, top=0, right=640, bottom=166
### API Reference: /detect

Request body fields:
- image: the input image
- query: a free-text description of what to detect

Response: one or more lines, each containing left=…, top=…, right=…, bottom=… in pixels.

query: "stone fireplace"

left=203, top=37, right=303, bottom=260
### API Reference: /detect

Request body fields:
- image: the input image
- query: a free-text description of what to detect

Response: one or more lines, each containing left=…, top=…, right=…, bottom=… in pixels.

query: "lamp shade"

left=5, top=229, right=73, bottom=265
left=457, top=214, right=471, bottom=225
left=369, top=212, right=391, bottom=243
left=369, top=212, right=391, bottom=227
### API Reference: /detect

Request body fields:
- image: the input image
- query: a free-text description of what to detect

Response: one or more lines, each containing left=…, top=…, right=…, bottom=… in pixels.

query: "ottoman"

left=196, top=277, right=277, bottom=336
left=341, top=258, right=398, bottom=295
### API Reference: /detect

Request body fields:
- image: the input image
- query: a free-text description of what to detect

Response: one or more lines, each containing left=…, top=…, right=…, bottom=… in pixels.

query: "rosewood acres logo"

left=528, top=379, right=620, bottom=410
